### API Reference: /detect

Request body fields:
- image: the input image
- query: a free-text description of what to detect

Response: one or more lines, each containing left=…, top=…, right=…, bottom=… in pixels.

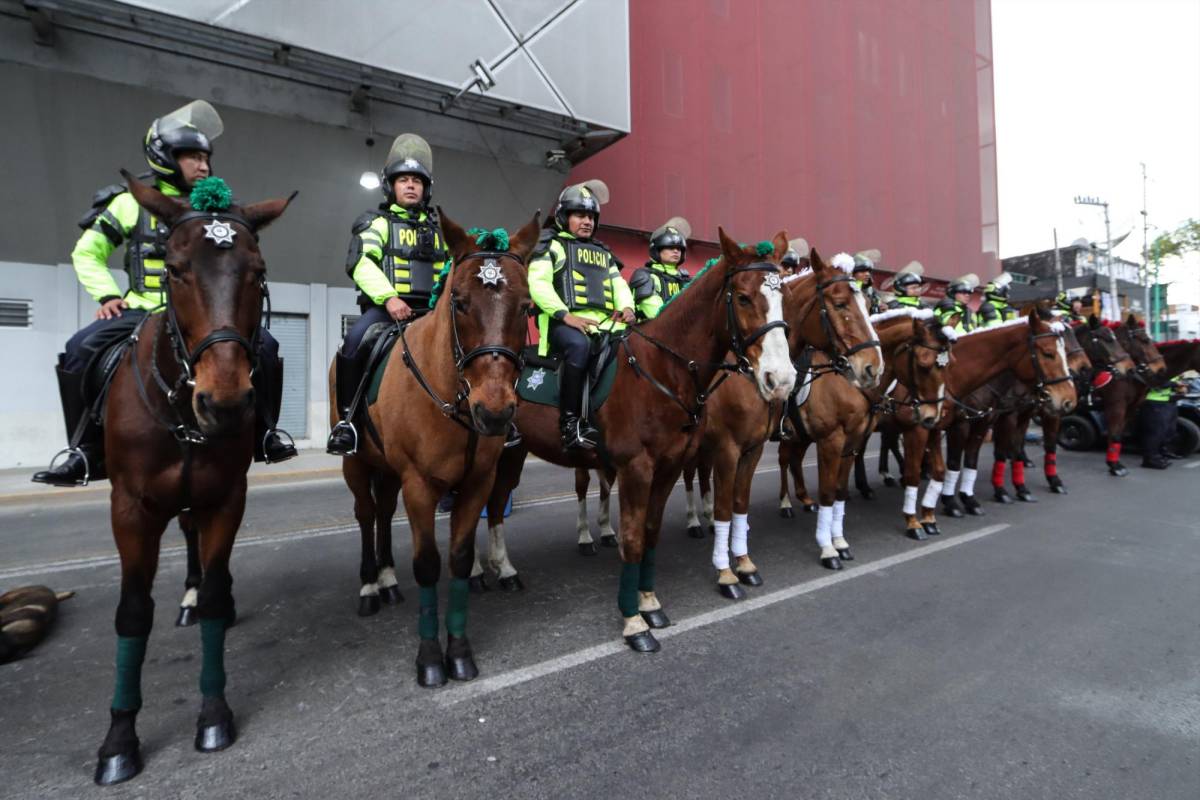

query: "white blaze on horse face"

left=850, top=285, right=884, bottom=389
left=756, top=281, right=797, bottom=401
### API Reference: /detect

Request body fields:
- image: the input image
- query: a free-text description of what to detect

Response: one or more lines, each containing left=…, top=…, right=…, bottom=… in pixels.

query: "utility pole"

left=1141, top=163, right=1151, bottom=336
left=1053, top=228, right=1063, bottom=293
left=1075, top=195, right=1119, bottom=319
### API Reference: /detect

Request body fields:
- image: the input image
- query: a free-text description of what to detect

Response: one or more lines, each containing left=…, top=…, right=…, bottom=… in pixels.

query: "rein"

left=1118, top=327, right=1166, bottom=384
left=791, top=273, right=882, bottom=376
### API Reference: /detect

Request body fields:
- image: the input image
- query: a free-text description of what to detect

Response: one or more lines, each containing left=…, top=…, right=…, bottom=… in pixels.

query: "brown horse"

left=689, top=251, right=884, bottom=597
left=1154, top=338, right=1200, bottom=378
left=92, top=174, right=293, bottom=785
left=1094, top=316, right=1167, bottom=476
left=482, top=229, right=798, bottom=652
left=334, top=212, right=541, bottom=687
left=779, top=308, right=953, bottom=567
left=889, top=310, right=1077, bottom=539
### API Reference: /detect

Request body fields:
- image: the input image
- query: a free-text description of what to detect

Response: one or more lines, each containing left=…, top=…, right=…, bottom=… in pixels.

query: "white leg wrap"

left=576, top=496, right=591, bottom=543
left=831, top=500, right=846, bottom=538
left=378, top=567, right=398, bottom=589
left=685, top=488, right=701, bottom=528
left=960, top=467, right=978, bottom=496
left=903, top=486, right=918, bottom=516
left=470, top=552, right=484, bottom=578
left=488, top=523, right=519, bottom=579
left=712, top=519, right=731, bottom=571
left=942, top=470, right=960, bottom=496
left=730, top=512, right=750, bottom=558
left=815, top=505, right=833, bottom=548
left=359, top=582, right=379, bottom=597
left=702, top=491, right=714, bottom=527
left=181, top=587, right=198, bottom=609
left=921, top=480, right=943, bottom=509
left=779, top=494, right=792, bottom=510
left=638, top=591, right=662, bottom=612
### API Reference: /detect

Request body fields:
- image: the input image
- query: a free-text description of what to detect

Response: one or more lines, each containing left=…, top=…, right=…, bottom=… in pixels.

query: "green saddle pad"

left=366, top=346, right=396, bottom=406
left=517, top=355, right=619, bottom=410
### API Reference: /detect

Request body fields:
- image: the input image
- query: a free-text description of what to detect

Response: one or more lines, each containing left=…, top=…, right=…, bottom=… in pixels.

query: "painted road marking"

left=434, top=523, right=1011, bottom=708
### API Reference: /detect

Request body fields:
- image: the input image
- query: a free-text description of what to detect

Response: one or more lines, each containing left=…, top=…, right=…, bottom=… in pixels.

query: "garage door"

left=271, top=313, right=309, bottom=438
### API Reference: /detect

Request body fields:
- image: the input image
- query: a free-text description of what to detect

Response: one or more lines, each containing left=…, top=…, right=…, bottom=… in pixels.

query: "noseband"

left=1028, top=326, right=1073, bottom=401
left=725, top=261, right=791, bottom=371
left=892, top=334, right=951, bottom=410
left=794, top=273, right=881, bottom=374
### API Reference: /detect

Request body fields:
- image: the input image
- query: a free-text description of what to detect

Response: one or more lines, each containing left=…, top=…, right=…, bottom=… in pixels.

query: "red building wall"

left=574, top=0, right=998, bottom=284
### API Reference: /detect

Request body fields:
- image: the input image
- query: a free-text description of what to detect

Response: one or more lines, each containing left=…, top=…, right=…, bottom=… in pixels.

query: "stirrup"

left=503, top=423, right=523, bottom=449
left=262, top=428, right=297, bottom=464
left=327, top=420, right=358, bottom=456
left=44, top=447, right=90, bottom=486
left=572, top=419, right=597, bottom=450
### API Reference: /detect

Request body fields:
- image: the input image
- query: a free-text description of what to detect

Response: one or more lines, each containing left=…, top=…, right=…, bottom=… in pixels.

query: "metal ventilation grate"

left=0, top=299, right=33, bottom=328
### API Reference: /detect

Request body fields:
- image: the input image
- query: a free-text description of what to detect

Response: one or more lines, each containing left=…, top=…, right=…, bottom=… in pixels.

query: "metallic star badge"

left=477, top=258, right=505, bottom=286
left=525, top=368, right=545, bottom=390
left=203, top=219, right=236, bottom=248
left=764, top=272, right=782, bottom=291
left=936, top=351, right=951, bottom=368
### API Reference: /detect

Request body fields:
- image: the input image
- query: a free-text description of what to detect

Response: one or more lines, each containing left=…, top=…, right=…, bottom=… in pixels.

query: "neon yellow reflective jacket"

left=71, top=180, right=182, bottom=311
left=347, top=205, right=449, bottom=308
left=529, top=231, right=634, bottom=356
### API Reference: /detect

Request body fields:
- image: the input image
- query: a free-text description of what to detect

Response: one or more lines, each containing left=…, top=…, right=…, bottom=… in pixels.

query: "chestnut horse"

left=1093, top=317, right=1167, bottom=476
left=334, top=212, right=541, bottom=688
left=688, top=251, right=884, bottom=597
left=1156, top=338, right=1200, bottom=378
left=779, top=308, right=954, bottom=566
left=483, top=230, right=797, bottom=652
left=889, top=310, right=1077, bottom=539
left=92, top=174, right=293, bottom=785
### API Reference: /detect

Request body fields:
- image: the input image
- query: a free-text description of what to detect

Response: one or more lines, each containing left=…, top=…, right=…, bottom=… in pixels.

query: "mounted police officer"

left=1054, top=289, right=1087, bottom=322
left=326, top=133, right=450, bottom=456
left=529, top=180, right=635, bottom=451
left=935, top=273, right=979, bottom=333
left=32, top=100, right=295, bottom=487
left=978, top=272, right=1018, bottom=327
left=630, top=217, right=691, bottom=321
left=852, top=252, right=884, bottom=314
left=779, top=237, right=808, bottom=276
left=886, top=261, right=927, bottom=310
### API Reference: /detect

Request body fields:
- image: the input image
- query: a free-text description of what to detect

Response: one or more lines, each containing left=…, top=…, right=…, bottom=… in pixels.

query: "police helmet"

left=781, top=237, right=809, bottom=270
left=144, top=100, right=223, bottom=191
left=649, top=216, right=692, bottom=264
left=891, top=261, right=926, bottom=293
left=984, top=271, right=1013, bottom=301
left=382, top=133, right=434, bottom=205
left=554, top=179, right=609, bottom=231
left=852, top=248, right=880, bottom=276
left=947, top=272, right=980, bottom=297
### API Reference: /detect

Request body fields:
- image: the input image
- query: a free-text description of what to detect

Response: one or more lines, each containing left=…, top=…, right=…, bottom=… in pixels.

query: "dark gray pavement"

left=1, top=444, right=1197, bottom=799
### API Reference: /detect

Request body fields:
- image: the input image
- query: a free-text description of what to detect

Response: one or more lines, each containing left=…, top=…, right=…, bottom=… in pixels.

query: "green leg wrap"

left=618, top=562, right=640, bottom=618
left=111, top=635, right=148, bottom=711
left=199, top=618, right=228, bottom=698
left=639, top=547, right=657, bottom=592
left=418, top=585, right=439, bottom=641
left=446, top=578, right=469, bottom=638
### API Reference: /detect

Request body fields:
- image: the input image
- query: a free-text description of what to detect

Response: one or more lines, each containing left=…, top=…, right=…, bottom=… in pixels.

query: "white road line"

left=0, top=453, right=877, bottom=581
left=1182, top=460, right=1200, bottom=469
left=434, top=522, right=1011, bottom=707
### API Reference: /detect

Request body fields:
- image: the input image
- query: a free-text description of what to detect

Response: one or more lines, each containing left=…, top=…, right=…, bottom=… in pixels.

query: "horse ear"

left=1088, top=313, right=1100, bottom=328
left=717, top=226, right=742, bottom=263
left=772, top=230, right=789, bottom=261
left=808, top=247, right=828, bottom=272
left=1126, top=313, right=1138, bottom=328
left=509, top=211, right=543, bottom=263
left=121, top=169, right=187, bottom=226
left=437, top=206, right=471, bottom=259
left=241, top=191, right=298, bottom=232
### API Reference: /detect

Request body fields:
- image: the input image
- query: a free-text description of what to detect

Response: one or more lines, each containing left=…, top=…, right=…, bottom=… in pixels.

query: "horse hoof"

left=707, top=525, right=716, bottom=537
left=498, top=575, right=525, bottom=592
left=417, top=661, right=448, bottom=688
left=993, top=488, right=1014, bottom=504
left=1049, top=481, right=1068, bottom=495
left=641, top=609, right=671, bottom=629
left=737, top=570, right=763, bottom=587
left=859, top=487, right=876, bottom=500
left=1108, top=463, right=1128, bottom=477
left=1015, top=486, right=1038, bottom=503
left=778, top=507, right=795, bottom=519
left=445, top=655, right=479, bottom=682
left=941, top=498, right=964, bottom=518
left=959, top=494, right=985, bottom=516
left=624, top=630, right=661, bottom=653
left=578, top=542, right=598, bottom=557
left=357, top=594, right=381, bottom=617
left=195, top=718, right=237, bottom=753
left=837, top=547, right=854, bottom=561
left=600, top=535, right=618, bottom=548
left=802, top=503, right=816, bottom=514
left=906, top=528, right=927, bottom=541
left=922, top=522, right=941, bottom=537
left=820, top=556, right=843, bottom=570
left=687, top=524, right=706, bottom=538
left=94, top=748, right=142, bottom=786
left=883, top=477, right=899, bottom=487
left=718, top=582, right=748, bottom=600
left=379, top=585, right=404, bottom=605
left=468, top=575, right=490, bottom=594
left=175, top=606, right=197, bottom=627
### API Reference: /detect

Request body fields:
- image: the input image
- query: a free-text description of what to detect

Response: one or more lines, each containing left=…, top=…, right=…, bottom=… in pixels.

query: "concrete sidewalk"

left=0, top=448, right=342, bottom=507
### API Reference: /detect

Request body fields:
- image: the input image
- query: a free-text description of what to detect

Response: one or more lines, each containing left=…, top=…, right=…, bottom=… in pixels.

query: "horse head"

left=714, top=227, right=797, bottom=402
left=1059, top=323, right=1094, bottom=384
left=436, top=209, right=540, bottom=437
left=905, top=315, right=955, bottom=429
left=123, top=171, right=294, bottom=437
left=1022, top=308, right=1077, bottom=415
left=1115, top=314, right=1167, bottom=384
left=1080, top=314, right=1134, bottom=376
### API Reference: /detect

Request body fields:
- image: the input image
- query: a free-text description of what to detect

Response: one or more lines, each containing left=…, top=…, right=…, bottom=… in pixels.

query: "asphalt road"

left=2, top=444, right=1197, bottom=800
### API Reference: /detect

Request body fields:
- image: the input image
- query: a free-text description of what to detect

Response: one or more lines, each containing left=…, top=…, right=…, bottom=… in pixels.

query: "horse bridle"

left=889, top=332, right=951, bottom=412
left=1118, top=326, right=1166, bottom=383
left=1076, top=325, right=1126, bottom=374
left=399, top=250, right=525, bottom=431
left=792, top=273, right=882, bottom=375
left=1027, top=325, right=1073, bottom=402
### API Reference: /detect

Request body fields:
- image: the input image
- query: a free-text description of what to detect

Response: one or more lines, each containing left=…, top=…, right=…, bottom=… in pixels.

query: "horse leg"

left=918, top=430, right=946, bottom=537
left=1011, top=412, right=1038, bottom=502
left=189, top=491, right=248, bottom=756
left=854, top=448, right=875, bottom=499
left=405, top=475, right=446, bottom=688
left=486, top=447, right=525, bottom=591
left=958, top=419, right=989, bottom=516
left=574, top=467, right=597, bottom=556
left=791, top=439, right=817, bottom=512
left=832, top=450, right=856, bottom=561
left=373, top=472, right=404, bottom=604
left=94, top=492, right=169, bottom=786
left=597, top=469, right=618, bottom=548
left=815, top=434, right=844, bottom=568
left=881, top=427, right=902, bottom=486
left=1042, top=414, right=1067, bottom=494
left=709, top=441, right=745, bottom=600
left=940, top=420, right=967, bottom=518
left=698, top=454, right=715, bottom=535
left=991, top=415, right=1015, bottom=504
left=616, top=456, right=658, bottom=652
left=777, top=442, right=795, bottom=518
left=175, top=511, right=201, bottom=627
left=443, top=471, right=497, bottom=683
left=732, top=443, right=765, bottom=587
left=636, top=466, right=679, bottom=631
left=1104, top=389, right=1129, bottom=476
left=344, top=458, right=382, bottom=617
left=900, top=427, right=930, bottom=539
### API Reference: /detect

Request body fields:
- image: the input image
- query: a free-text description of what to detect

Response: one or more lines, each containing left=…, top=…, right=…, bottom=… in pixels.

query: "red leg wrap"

left=1106, top=442, right=1122, bottom=464
left=1012, top=460, right=1026, bottom=486
left=1044, top=452, right=1057, bottom=477
left=991, top=460, right=1006, bottom=488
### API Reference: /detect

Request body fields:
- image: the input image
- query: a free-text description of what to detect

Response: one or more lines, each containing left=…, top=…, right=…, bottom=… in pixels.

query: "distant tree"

left=1151, top=218, right=1200, bottom=260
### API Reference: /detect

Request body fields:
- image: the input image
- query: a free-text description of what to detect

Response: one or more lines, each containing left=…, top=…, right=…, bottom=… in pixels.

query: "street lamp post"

left=1075, top=195, right=1119, bottom=320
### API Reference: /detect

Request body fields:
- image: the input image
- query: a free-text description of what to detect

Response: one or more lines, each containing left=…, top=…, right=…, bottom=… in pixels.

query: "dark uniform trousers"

left=549, top=322, right=591, bottom=370
left=1139, top=400, right=1177, bottom=458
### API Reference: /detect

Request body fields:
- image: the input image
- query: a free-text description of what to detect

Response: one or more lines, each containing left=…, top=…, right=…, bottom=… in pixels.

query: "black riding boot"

left=559, top=365, right=597, bottom=451
left=32, top=366, right=104, bottom=487
left=327, top=351, right=367, bottom=456
left=254, top=355, right=297, bottom=464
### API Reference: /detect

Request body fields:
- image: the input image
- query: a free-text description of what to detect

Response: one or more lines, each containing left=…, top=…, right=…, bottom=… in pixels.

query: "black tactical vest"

left=554, top=237, right=619, bottom=313
left=381, top=210, right=447, bottom=304
left=125, top=208, right=170, bottom=295
left=648, top=264, right=689, bottom=302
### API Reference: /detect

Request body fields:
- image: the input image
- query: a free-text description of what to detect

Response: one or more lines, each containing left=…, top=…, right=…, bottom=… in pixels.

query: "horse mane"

left=869, top=307, right=934, bottom=324
left=642, top=254, right=727, bottom=334
left=952, top=315, right=1064, bottom=339
left=1158, top=338, right=1200, bottom=347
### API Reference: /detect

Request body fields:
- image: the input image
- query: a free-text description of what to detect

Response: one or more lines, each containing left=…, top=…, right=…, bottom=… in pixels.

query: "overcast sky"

left=992, top=0, right=1200, bottom=302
